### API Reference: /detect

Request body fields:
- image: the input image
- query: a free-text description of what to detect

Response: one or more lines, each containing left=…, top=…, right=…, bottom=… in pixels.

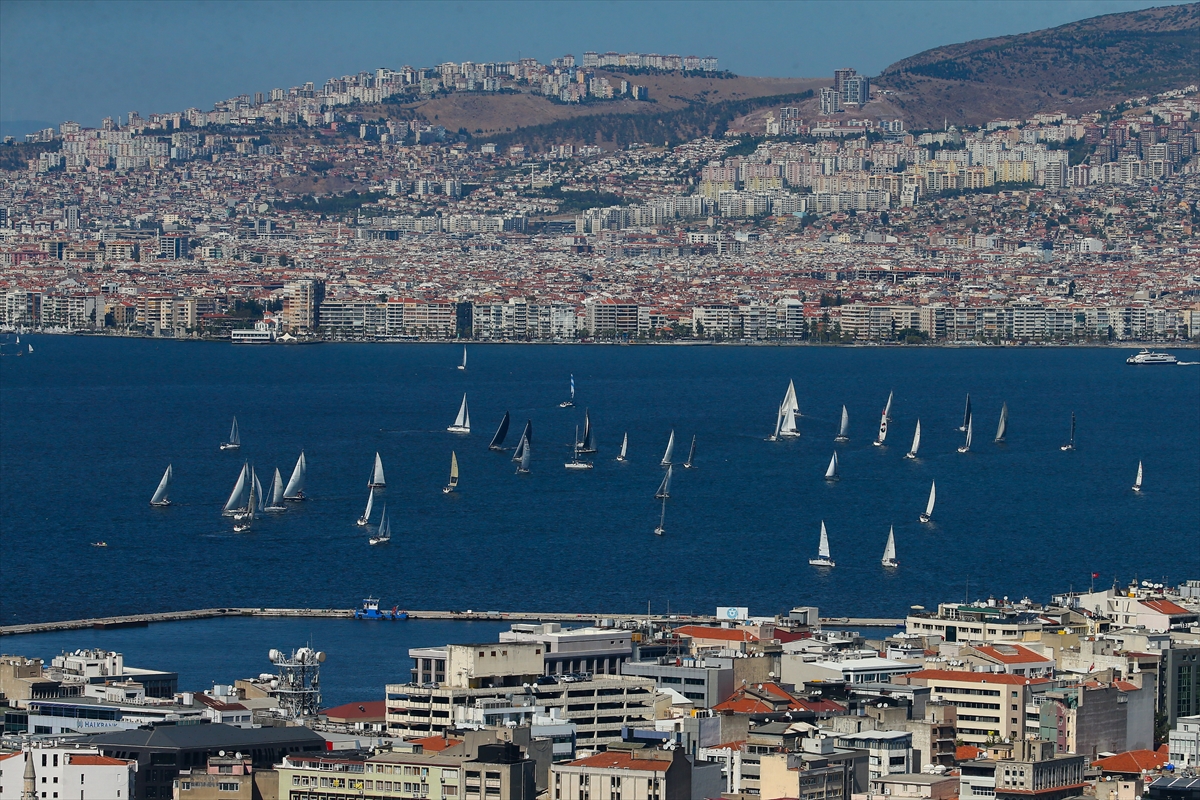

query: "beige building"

left=550, top=748, right=691, bottom=800
left=0, top=655, right=80, bottom=701
left=176, top=754, right=277, bottom=800
left=900, top=670, right=1050, bottom=745
left=386, top=643, right=656, bottom=747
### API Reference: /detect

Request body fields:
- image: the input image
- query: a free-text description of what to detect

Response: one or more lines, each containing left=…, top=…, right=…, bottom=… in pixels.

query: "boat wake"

left=1176, top=361, right=1200, bottom=366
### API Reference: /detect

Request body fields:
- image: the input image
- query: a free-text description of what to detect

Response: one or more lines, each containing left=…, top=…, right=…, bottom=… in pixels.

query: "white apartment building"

left=0, top=744, right=136, bottom=800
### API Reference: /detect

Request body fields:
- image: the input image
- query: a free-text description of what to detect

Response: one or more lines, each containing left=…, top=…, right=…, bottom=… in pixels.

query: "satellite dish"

left=269, top=649, right=282, bottom=663
left=235, top=752, right=242, bottom=759
left=219, top=751, right=226, bottom=757
left=317, top=651, right=326, bottom=663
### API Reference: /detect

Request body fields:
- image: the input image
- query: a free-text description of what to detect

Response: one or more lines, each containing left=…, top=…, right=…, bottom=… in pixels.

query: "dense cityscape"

left=1, top=52, right=1197, bottom=344
left=2, top=583, right=1199, bottom=800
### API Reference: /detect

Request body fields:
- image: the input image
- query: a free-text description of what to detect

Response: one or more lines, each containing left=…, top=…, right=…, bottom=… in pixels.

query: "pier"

left=0, top=608, right=905, bottom=636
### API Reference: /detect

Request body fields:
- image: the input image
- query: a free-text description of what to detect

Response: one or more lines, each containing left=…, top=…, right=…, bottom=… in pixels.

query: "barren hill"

left=875, top=3, right=1200, bottom=128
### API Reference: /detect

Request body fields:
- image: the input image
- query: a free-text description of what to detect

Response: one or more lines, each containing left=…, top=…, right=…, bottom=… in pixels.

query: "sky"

left=0, top=0, right=1187, bottom=135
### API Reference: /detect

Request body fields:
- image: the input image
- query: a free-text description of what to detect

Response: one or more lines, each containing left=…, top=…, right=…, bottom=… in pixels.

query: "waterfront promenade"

left=0, top=607, right=904, bottom=636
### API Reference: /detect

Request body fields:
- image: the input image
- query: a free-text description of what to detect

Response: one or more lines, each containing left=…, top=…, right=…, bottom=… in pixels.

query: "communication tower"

left=268, top=646, right=325, bottom=718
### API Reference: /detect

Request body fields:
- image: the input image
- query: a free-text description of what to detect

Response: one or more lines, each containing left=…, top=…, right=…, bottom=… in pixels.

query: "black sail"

left=489, top=411, right=511, bottom=451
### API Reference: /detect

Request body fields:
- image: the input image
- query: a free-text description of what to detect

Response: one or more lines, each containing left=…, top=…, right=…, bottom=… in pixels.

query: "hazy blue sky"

left=0, top=0, right=1184, bottom=134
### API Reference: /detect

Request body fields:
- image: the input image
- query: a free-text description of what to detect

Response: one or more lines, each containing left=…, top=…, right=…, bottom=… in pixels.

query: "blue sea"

left=2, top=337, right=1198, bottom=632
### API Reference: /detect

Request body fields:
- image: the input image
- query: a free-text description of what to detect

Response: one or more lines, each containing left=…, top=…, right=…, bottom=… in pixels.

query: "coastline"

left=10, top=330, right=1200, bottom=349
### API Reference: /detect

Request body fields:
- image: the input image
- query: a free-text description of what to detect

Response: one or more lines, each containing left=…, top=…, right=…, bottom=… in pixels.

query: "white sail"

left=370, top=452, right=386, bottom=487
left=818, top=521, right=831, bottom=558
left=995, top=403, right=1008, bottom=443
left=656, top=465, right=673, bottom=499
left=924, top=481, right=936, bottom=518
left=661, top=430, right=675, bottom=466
left=770, top=401, right=785, bottom=440
left=684, top=435, right=696, bottom=468
left=779, top=405, right=798, bottom=437
left=460, top=345, right=467, bottom=369
left=229, top=417, right=240, bottom=445
left=875, top=410, right=888, bottom=445
left=1133, top=460, right=1143, bottom=491
left=884, top=390, right=894, bottom=420
left=252, top=469, right=264, bottom=514
left=783, top=380, right=800, bottom=415
left=271, top=468, right=285, bottom=504
left=360, top=487, right=375, bottom=524
left=907, top=420, right=921, bottom=457
left=825, top=451, right=839, bottom=480
left=520, top=439, right=531, bottom=472
left=223, top=464, right=248, bottom=514
left=618, top=432, right=628, bottom=460
left=448, top=393, right=470, bottom=432
left=836, top=405, right=850, bottom=440
left=150, top=464, right=172, bottom=505
left=882, top=526, right=897, bottom=566
left=447, top=451, right=459, bottom=490
left=283, top=451, right=306, bottom=499
left=963, top=415, right=973, bottom=450
left=960, top=394, right=972, bottom=432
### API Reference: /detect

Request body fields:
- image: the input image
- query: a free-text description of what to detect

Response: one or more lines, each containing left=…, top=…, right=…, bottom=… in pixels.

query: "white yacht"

left=1126, top=349, right=1177, bottom=365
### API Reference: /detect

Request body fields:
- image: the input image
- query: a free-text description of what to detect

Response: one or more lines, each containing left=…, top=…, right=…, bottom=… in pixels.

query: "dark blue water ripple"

left=2, top=337, right=1197, bottom=625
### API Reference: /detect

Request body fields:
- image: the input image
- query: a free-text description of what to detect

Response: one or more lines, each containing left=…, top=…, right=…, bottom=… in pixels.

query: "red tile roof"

left=956, top=745, right=983, bottom=761
left=674, top=625, right=758, bottom=643
left=408, top=735, right=463, bottom=752
left=566, top=751, right=672, bottom=772
left=320, top=700, right=386, bottom=721
left=972, top=645, right=1051, bottom=664
left=712, top=682, right=845, bottom=715
left=1139, top=599, right=1193, bottom=616
left=1091, top=748, right=1169, bottom=773
left=905, top=669, right=1050, bottom=686
left=69, top=755, right=131, bottom=766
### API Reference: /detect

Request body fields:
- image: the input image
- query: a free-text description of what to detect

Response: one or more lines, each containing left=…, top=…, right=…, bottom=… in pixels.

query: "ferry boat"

left=354, top=598, right=407, bottom=620
left=1126, top=349, right=1178, bottom=365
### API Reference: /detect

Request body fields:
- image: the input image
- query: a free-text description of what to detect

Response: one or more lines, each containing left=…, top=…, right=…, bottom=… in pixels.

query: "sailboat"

left=834, top=405, right=850, bottom=442
left=369, top=504, right=391, bottom=545
left=559, top=374, right=575, bottom=408
left=655, top=464, right=674, bottom=499
left=489, top=412, right=511, bottom=451
left=654, top=493, right=667, bottom=536
left=565, top=426, right=594, bottom=469
left=958, top=394, right=972, bottom=432
left=824, top=451, right=840, bottom=481
left=769, top=381, right=801, bottom=440
left=994, top=403, right=1008, bottom=444
left=616, top=432, right=628, bottom=462
left=1060, top=412, right=1076, bottom=451
left=873, top=407, right=888, bottom=447
left=443, top=451, right=460, bottom=493
left=919, top=480, right=936, bottom=523
left=660, top=430, right=675, bottom=467
left=220, top=417, right=241, bottom=450
left=511, top=421, right=533, bottom=460
left=447, top=393, right=471, bottom=433
left=881, top=526, right=898, bottom=568
left=1132, top=460, right=1143, bottom=493
left=283, top=451, right=306, bottom=500
left=233, top=467, right=257, bottom=532
left=683, top=435, right=697, bottom=469
left=368, top=452, right=386, bottom=488
left=904, top=420, right=921, bottom=459
left=578, top=409, right=597, bottom=454
left=458, top=345, right=467, bottom=370
left=957, top=414, right=973, bottom=453
left=883, top=390, right=894, bottom=421
left=357, top=487, right=375, bottom=526
left=808, top=521, right=835, bottom=567
left=516, top=437, right=531, bottom=474
left=150, top=464, right=173, bottom=507
left=263, top=468, right=288, bottom=512
left=27, top=344, right=33, bottom=354
left=222, top=463, right=249, bottom=516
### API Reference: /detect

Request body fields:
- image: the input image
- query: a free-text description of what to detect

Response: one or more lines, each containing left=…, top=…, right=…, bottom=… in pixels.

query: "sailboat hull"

left=957, top=445, right=970, bottom=453
left=565, top=462, right=593, bottom=470
left=559, top=401, right=574, bottom=408
left=882, top=558, right=898, bottom=568
left=150, top=500, right=172, bottom=508
left=368, top=481, right=386, bottom=489
left=220, top=443, right=240, bottom=451
left=919, top=513, right=931, bottom=523
left=284, top=492, right=306, bottom=502
left=654, top=527, right=664, bottom=536
left=1060, top=444, right=1074, bottom=452
left=808, top=558, right=835, bottom=567
left=834, top=435, right=849, bottom=443
left=356, top=518, right=369, bottom=526
left=447, top=425, right=470, bottom=434
left=903, top=452, right=917, bottom=460
left=442, top=486, right=455, bottom=494
left=873, top=440, right=885, bottom=447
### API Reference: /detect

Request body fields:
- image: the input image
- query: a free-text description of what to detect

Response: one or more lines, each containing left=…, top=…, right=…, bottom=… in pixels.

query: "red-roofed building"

left=0, top=745, right=136, bottom=800
left=320, top=699, right=387, bottom=731
left=712, top=681, right=845, bottom=718
left=1072, top=590, right=1199, bottom=633
left=900, top=670, right=1051, bottom=745
left=965, top=644, right=1056, bottom=678
left=1092, top=747, right=1170, bottom=776
left=551, top=747, right=698, bottom=800
left=673, top=625, right=759, bottom=654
